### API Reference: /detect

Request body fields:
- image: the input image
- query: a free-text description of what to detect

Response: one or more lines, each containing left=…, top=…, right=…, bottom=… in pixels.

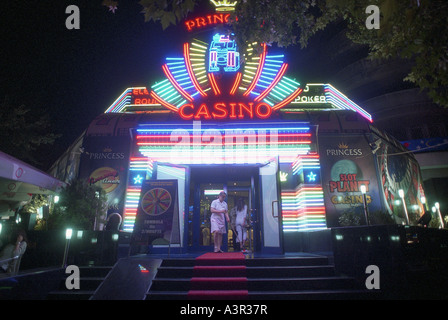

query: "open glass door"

left=153, top=162, right=189, bottom=251
left=258, top=157, right=283, bottom=254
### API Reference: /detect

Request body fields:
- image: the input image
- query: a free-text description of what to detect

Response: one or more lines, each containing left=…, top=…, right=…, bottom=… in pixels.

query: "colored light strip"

left=208, top=73, right=221, bottom=95
left=230, top=72, right=242, bottom=95
left=150, top=91, right=181, bottom=112
left=204, top=189, right=222, bottom=195
left=255, top=63, right=288, bottom=102
left=282, top=154, right=326, bottom=232
left=324, top=84, right=372, bottom=122
left=150, top=78, right=187, bottom=109
left=122, top=157, right=155, bottom=232
left=292, top=154, right=320, bottom=175
left=252, top=55, right=285, bottom=93
left=162, top=64, right=194, bottom=102
left=190, top=40, right=209, bottom=86
left=281, top=186, right=326, bottom=232
left=184, top=43, right=207, bottom=97
left=243, top=43, right=267, bottom=96
left=122, top=186, right=142, bottom=232
left=104, top=88, right=135, bottom=113
left=136, top=125, right=311, bottom=165
left=272, top=87, right=303, bottom=111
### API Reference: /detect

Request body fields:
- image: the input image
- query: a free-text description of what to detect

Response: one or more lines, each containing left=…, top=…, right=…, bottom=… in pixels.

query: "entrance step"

left=156, top=265, right=335, bottom=278
left=146, top=254, right=380, bottom=300
left=46, top=266, right=112, bottom=300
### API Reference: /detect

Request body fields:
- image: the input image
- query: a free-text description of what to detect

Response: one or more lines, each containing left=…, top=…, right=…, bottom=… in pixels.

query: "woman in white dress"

left=210, top=191, right=230, bottom=253
left=234, top=198, right=248, bottom=252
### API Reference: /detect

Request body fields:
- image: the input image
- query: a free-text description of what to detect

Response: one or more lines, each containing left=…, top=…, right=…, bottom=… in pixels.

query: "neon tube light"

left=230, top=72, right=242, bottom=95
left=136, top=125, right=312, bottom=165
left=162, top=64, right=194, bottom=102
left=184, top=43, right=207, bottom=97
left=150, top=91, right=181, bottom=112
left=272, top=87, right=303, bottom=110
left=208, top=73, right=221, bottom=95
left=255, top=63, right=288, bottom=102
left=281, top=187, right=326, bottom=232
left=324, top=84, right=372, bottom=122
left=243, top=44, right=267, bottom=96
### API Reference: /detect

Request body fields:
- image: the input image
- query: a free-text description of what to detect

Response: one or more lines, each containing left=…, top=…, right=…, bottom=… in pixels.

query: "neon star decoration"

left=307, top=171, right=317, bottom=182
left=133, top=174, right=144, bottom=184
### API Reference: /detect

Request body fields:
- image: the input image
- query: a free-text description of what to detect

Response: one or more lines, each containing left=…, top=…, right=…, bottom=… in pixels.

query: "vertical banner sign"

left=78, top=136, right=130, bottom=224
left=318, top=135, right=382, bottom=227
left=132, top=179, right=179, bottom=247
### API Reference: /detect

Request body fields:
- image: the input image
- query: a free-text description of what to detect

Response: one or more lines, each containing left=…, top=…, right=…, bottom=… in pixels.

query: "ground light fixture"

left=360, top=185, right=369, bottom=225
left=435, top=202, right=445, bottom=229
left=421, top=196, right=428, bottom=211
left=398, top=189, right=410, bottom=225
left=62, top=228, right=73, bottom=267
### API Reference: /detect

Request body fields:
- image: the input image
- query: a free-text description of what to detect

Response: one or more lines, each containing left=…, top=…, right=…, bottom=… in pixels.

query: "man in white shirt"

left=210, top=191, right=230, bottom=253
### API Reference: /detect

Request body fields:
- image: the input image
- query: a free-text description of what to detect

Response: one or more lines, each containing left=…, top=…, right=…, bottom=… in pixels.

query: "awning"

left=0, top=151, right=66, bottom=217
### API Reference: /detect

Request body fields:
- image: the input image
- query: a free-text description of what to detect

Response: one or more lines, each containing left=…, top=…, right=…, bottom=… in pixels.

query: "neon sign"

left=208, top=33, right=240, bottom=72
left=103, top=34, right=372, bottom=124
left=136, top=121, right=312, bottom=165
left=146, top=34, right=303, bottom=120
left=210, top=0, right=237, bottom=12
left=282, top=154, right=327, bottom=232
left=178, top=102, right=272, bottom=120
left=184, top=13, right=231, bottom=32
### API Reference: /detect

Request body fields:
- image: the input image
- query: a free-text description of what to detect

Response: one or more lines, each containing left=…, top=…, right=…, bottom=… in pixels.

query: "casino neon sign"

left=147, top=35, right=303, bottom=121
left=178, top=102, right=272, bottom=120
left=104, top=35, right=372, bottom=122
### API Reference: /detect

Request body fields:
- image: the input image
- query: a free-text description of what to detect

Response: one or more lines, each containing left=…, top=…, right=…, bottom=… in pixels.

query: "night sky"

left=0, top=1, right=187, bottom=168
left=0, top=0, right=354, bottom=171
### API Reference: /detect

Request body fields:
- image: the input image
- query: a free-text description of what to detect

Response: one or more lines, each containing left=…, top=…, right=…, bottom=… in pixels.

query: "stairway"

left=147, top=253, right=380, bottom=300
left=46, top=266, right=112, bottom=300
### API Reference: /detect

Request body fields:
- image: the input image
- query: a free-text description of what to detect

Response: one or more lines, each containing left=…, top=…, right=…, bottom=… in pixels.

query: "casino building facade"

left=48, top=1, right=428, bottom=254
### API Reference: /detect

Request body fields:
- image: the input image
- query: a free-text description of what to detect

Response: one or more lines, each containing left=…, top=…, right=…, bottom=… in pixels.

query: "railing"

left=0, top=255, right=21, bottom=276
left=0, top=256, right=20, bottom=264
left=17, top=230, right=127, bottom=271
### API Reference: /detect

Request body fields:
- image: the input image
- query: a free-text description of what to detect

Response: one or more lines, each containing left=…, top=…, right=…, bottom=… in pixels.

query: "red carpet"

left=187, top=252, right=248, bottom=300
left=194, top=252, right=246, bottom=265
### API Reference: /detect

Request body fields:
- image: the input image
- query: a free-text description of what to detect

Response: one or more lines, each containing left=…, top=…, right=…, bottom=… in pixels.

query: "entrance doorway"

left=186, top=162, right=282, bottom=254
left=187, top=166, right=256, bottom=252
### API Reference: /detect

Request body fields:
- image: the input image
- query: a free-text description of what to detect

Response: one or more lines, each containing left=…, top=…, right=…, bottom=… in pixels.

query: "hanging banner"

left=318, top=135, right=382, bottom=227
left=78, top=136, right=130, bottom=223
left=132, top=179, right=179, bottom=248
